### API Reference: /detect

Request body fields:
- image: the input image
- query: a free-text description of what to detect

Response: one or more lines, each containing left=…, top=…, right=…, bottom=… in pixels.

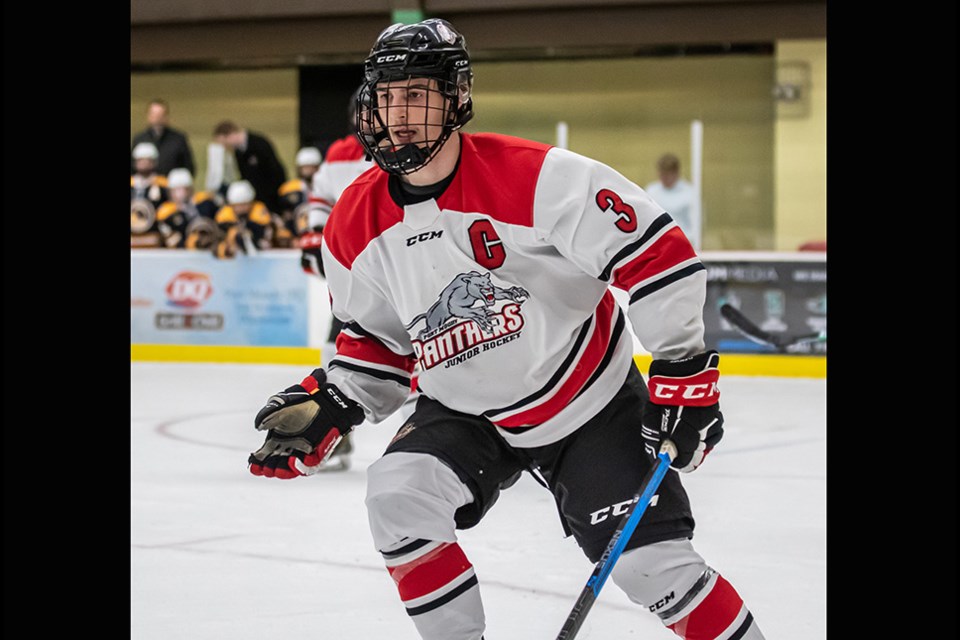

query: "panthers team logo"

left=406, top=271, right=529, bottom=370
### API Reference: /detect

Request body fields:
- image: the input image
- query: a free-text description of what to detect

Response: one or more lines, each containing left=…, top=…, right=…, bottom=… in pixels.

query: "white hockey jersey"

left=321, top=132, right=707, bottom=447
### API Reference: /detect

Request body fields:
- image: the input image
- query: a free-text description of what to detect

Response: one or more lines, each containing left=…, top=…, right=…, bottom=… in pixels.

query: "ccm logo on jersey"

left=406, top=230, right=443, bottom=246
left=589, top=495, right=659, bottom=525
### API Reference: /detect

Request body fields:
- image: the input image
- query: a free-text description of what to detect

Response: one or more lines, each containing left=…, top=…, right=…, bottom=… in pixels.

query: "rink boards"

left=131, top=249, right=826, bottom=378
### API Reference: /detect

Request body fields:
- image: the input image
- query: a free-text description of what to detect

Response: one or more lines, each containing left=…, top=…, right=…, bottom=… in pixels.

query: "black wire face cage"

left=356, top=75, right=469, bottom=176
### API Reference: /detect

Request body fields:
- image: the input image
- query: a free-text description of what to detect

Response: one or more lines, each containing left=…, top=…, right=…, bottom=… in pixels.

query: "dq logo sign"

left=165, top=271, right=213, bottom=308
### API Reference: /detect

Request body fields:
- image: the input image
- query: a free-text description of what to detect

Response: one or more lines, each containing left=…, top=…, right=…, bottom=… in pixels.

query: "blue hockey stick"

left=555, top=440, right=677, bottom=639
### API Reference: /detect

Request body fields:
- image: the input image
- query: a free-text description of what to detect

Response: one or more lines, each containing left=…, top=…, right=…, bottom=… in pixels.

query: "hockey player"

left=130, top=142, right=169, bottom=247
left=155, top=168, right=220, bottom=249
left=276, top=146, right=323, bottom=247
left=247, top=18, right=766, bottom=640
left=213, top=180, right=274, bottom=259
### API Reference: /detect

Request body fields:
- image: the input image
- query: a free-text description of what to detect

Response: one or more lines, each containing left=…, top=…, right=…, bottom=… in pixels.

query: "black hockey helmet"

left=356, top=18, right=474, bottom=175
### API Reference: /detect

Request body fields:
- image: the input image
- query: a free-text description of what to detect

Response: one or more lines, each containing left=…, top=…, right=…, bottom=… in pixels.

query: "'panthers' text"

left=412, top=304, right=524, bottom=370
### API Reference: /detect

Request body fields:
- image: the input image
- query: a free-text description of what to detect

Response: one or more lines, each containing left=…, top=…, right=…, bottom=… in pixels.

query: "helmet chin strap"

left=379, top=142, right=431, bottom=172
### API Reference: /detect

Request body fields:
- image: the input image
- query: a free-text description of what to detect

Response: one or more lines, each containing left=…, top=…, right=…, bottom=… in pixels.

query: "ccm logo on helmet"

left=377, top=54, right=407, bottom=63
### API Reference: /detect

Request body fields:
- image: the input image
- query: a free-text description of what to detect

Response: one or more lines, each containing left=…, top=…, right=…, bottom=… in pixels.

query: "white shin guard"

left=365, top=451, right=475, bottom=550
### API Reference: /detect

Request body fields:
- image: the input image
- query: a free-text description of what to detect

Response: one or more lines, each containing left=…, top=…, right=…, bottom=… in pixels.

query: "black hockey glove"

left=299, top=231, right=325, bottom=278
left=641, top=350, right=724, bottom=473
left=248, top=368, right=365, bottom=479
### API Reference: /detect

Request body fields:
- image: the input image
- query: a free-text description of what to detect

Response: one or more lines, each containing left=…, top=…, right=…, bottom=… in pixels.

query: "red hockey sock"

left=667, top=574, right=755, bottom=640
left=385, top=540, right=477, bottom=611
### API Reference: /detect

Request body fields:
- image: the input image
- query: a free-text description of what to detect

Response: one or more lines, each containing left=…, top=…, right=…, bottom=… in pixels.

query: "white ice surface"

left=131, top=362, right=826, bottom=639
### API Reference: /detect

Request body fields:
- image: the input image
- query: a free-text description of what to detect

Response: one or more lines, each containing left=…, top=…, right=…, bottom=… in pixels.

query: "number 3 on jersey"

left=595, top=188, right=637, bottom=233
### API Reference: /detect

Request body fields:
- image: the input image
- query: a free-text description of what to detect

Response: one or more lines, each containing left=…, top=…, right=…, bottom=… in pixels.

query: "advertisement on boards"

left=701, top=254, right=827, bottom=355
left=131, top=250, right=310, bottom=346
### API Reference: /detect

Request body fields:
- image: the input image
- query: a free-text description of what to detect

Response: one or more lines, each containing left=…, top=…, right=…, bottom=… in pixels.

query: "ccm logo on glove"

left=648, top=378, right=719, bottom=405
left=323, top=385, right=352, bottom=411
left=647, top=351, right=720, bottom=407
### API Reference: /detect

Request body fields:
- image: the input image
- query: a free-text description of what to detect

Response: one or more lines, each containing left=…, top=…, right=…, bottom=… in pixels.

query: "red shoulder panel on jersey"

left=323, top=172, right=403, bottom=268
left=324, top=135, right=366, bottom=163
left=437, top=133, right=550, bottom=228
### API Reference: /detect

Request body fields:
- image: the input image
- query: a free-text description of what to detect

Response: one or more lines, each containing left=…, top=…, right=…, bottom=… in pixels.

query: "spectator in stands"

left=645, top=152, right=699, bottom=250
left=131, top=142, right=169, bottom=247
left=131, top=98, right=196, bottom=176
left=296, top=146, right=323, bottom=184
left=212, top=120, right=287, bottom=216
left=155, top=168, right=220, bottom=250
left=276, top=146, right=323, bottom=246
left=213, top=180, right=275, bottom=259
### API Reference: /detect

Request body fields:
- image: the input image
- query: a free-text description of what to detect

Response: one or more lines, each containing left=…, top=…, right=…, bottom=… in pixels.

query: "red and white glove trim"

left=646, top=350, right=720, bottom=407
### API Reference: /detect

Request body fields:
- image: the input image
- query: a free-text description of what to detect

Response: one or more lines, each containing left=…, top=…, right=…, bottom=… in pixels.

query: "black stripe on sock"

left=380, top=538, right=430, bottom=559
left=727, top=611, right=755, bottom=640
left=406, top=575, right=479, bottom=617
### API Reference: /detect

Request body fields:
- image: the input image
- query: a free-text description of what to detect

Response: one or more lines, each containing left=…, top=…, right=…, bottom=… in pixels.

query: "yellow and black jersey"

left=215, top=201, right=272, bottom=227
left=131, top=174, right=169, bottom=209
left=156, top=192, right=221, bottom=249
left=131, top=174, right=170, bottom=245
left=213, top=201, right=274, bottom=258
left=157, top=191, right=219, bottom=222
left=191, top=191, right=220, bottom=214
left=277, top=178, right=310, bottom=238
left=278, top=178, right=309, bottom=207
